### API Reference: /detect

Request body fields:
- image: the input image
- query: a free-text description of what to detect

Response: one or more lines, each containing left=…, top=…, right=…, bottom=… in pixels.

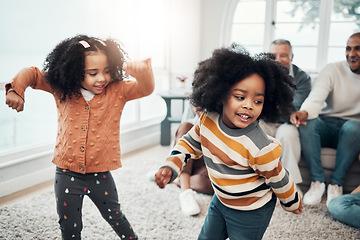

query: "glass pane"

left=327, top=47, right=346, bottom=64
left=331, top=0, right=360, bottom=21
left=274, top=23, right=319, bottom=45
left=231, top=24, right=264, bottom=45
left=139, top=94, right=167, bottom=121
left=276, top=0, right=320, bottom=22
left=121, top=100, right=138, bottom=125
left=0, top=88, right=57, bottom=152
left=0, top=54, right=46, bottom=86
left=233, top=0, right=266, bottom=23
left=291, top=46, right=317, bottom=71
left=329, top=22, right=360, bottom=46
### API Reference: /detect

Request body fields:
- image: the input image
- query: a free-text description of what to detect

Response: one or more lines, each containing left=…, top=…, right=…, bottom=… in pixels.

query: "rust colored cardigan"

left=6, top=67, right=147, bottom=174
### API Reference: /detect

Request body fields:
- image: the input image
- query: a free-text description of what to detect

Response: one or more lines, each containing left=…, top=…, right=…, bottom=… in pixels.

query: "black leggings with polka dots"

left=54, top=167, right=138, bottom=240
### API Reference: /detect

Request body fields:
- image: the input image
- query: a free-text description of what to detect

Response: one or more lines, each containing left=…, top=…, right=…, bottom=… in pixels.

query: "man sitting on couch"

left=291, top=32, right=360, bottom=207
left=260, top=39, right=311, bottom=196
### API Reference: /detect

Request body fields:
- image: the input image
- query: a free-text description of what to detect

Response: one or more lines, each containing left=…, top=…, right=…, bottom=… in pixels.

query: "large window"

left=0, top=0, right=168, bottom=153
left=231, top=0, right=360, bottom=73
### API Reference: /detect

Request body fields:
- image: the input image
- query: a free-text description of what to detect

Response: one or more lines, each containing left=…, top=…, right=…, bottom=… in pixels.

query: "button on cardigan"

left=6, top=67, right=147, bottom=174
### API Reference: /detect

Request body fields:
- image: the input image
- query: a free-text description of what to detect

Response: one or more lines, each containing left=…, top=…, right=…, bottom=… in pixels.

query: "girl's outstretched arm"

left=5, top=67, right=52, bottom=112
left=123, top=58, right=155, bottom=96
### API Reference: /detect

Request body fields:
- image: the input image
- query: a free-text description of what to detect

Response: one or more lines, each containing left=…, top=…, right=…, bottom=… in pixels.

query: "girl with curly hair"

left=155, top=46, right=302, bottom=240
left=5, top=35, right=154, bottom=240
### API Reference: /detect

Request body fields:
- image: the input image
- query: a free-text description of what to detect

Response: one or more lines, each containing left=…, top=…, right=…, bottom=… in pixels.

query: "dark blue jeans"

left=328, top=192, right=360, bottom=228
left=198, top=194, right=276, bottom=240
left=299, top=117, right=360, bottom=185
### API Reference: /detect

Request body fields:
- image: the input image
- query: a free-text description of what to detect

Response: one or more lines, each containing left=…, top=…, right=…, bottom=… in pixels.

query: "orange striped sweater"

left=164, top=112, right=301, bottom=211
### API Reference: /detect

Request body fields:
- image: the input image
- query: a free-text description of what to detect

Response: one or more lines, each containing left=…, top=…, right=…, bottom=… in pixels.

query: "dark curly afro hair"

left=43, top=35, right=128, bottom=101
left=190, top=44, right=296, bottom=123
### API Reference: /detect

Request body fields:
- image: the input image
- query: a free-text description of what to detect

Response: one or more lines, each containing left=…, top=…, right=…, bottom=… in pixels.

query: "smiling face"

left=346, top=34, right=360, bottom=74
left=81, top=51, right=111, bottom=94
left=222, top=73, right=265, bottom=129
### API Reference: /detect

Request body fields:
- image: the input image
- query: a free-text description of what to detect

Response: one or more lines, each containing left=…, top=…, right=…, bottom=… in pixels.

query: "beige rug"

left=1, top=145, right=359, bottom=239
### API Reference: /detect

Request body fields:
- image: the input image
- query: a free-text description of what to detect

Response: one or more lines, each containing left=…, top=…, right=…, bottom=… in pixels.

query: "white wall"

left=168, top=0, right=201, bottom=87
left=167, top=0, right=232, bottom=85
left=200, top=0, right=232, bottom=60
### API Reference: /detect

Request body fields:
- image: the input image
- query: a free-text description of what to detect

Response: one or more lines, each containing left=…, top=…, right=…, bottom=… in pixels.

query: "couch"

left=298, top=148, right=360, bottom=194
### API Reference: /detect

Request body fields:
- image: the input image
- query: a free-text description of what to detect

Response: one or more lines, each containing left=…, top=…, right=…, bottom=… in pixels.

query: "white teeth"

left=240, top=114, right=249, bottom=119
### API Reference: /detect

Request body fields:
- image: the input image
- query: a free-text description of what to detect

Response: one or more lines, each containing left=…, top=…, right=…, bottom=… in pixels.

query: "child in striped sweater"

left=155, top=46, right=302, bottom=240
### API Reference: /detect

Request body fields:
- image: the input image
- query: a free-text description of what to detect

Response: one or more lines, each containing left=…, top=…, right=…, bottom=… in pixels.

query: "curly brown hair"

left=190, top=45, right=296, bottom=123
left=43, top=35, right=128, bottom=101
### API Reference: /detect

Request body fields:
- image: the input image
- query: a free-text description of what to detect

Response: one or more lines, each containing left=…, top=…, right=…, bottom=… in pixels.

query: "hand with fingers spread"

left=6, top=90, right=24, bottom=112
left=123, top=58, right=155, bottom=96
left=155, top=167, right=173, bottom=189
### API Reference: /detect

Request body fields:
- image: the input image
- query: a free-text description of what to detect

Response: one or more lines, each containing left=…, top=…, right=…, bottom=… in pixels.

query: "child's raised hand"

left=155, top=167, right=172, bottom=189
left=123, top=58, right=155, bottom=95
left=6, top=91, right=24, bottom=112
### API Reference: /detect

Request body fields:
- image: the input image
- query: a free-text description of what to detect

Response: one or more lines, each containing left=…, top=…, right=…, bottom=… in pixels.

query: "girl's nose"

left=97, top=74, right=106, bottom=82
left=243, top=101, right=253, bottom=110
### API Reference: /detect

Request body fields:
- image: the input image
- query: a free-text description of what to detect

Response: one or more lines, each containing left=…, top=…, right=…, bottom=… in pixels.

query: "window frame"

left=225, top=0, right=359, bottom=74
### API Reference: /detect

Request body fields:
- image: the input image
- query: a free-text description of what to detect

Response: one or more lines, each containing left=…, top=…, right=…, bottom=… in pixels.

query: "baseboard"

left=0, top=165, right=55, bottom=197
left=121, top=124, right=161, bottom=154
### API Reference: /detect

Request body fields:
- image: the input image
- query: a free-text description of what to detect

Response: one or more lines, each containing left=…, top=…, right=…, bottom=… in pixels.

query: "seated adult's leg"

left=174, top=122, right=194, bottom=144
left=189, top=157, right=214, bottom=195
left=176, top=158, right=201, bottom=216
left=173, top=122, right=195, bottom=189
left=276, top=123, right=302, bottom=184
left=299, top=118, right=327, bottom=183
left=174, top=122, right=202, bottom=216
left=332, top=119, right=360, bottom=186
left=175, top=122, right=212, bottom=193
left=175, top=158, right=194, bottom=191
left=328, top=192, right=360, bottom=228
left=299, top=118, right=335, bottom=205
